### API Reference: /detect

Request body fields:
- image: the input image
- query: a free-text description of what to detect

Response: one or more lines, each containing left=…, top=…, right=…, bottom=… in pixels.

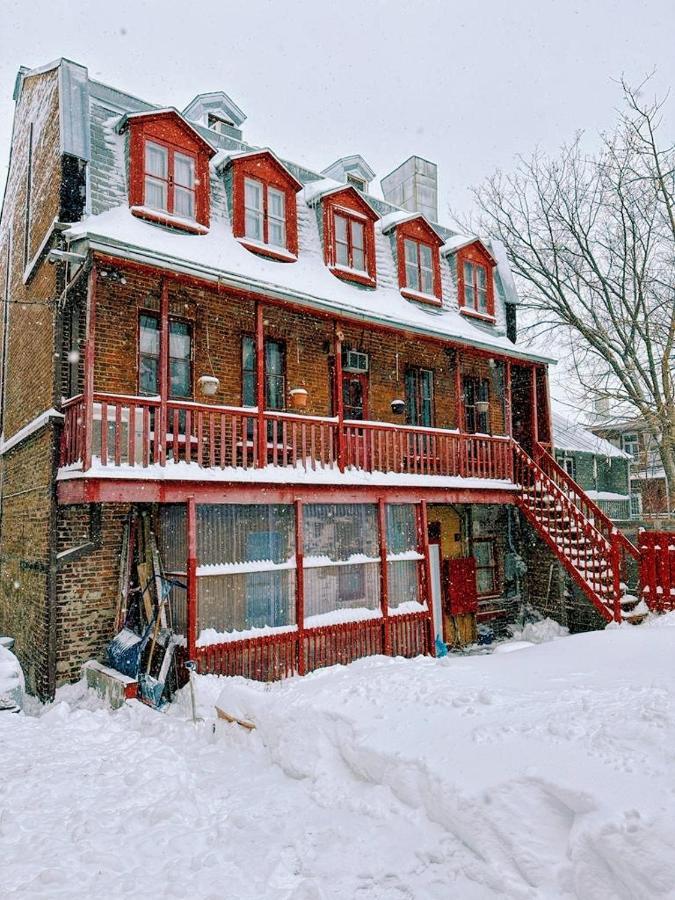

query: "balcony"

left=59, top=393, right=515, bottom=483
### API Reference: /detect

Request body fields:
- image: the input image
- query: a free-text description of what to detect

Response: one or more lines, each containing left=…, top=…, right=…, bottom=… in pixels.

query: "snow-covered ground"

left=3, top=617, right=675, bottom=899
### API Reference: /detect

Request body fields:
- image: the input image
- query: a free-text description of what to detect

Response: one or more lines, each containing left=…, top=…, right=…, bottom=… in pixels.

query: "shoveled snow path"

left=3, top=619, right=675, bottom=898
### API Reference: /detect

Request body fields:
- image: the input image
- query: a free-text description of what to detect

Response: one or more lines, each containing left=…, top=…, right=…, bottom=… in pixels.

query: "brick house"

left=0, top=59, right=645, bottom=698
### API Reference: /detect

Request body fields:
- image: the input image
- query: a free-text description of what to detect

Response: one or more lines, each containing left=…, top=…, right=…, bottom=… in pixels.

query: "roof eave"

left=69, top=231, right=555, bottom=365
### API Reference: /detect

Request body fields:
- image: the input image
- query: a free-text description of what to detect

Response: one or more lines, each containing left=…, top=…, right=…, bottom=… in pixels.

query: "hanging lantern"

left=391, top=399, right=405, bottom=415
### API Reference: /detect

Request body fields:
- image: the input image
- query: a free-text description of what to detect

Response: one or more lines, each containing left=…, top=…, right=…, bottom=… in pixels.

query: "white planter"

left=198, top=375, right=220, bottom=397
left=475, top=400, right=490, bottom=414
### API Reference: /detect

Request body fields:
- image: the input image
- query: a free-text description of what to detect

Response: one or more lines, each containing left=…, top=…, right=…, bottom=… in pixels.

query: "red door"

left=443, top=557, right=478, bottom=616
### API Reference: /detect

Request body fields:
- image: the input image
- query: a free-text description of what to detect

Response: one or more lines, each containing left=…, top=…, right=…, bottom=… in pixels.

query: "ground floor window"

left=473, top=538, right=498, bottom=596
left=303, top=503, right=380, bottom=623
left=386, top=504, right=421, bottom=610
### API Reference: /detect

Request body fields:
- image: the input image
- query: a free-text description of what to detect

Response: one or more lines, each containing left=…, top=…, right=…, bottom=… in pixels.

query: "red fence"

left=194, top=612, right=433, bottom=682
left=59, top=393, right=515, bottom=482
left=639, top=532, right=675, bottom=612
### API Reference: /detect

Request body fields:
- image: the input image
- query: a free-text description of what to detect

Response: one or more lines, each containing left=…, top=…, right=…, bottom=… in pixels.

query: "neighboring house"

left=592, top=417, right=672, bottom=518
left=0, top=59, right=647, bottom=697
left=552, top=413, right=633, bottom=521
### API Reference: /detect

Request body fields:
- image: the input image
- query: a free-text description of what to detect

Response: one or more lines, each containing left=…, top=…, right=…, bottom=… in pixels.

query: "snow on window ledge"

left=389, top=600, right=428, bottom=616
left=130, top=206, right=208, bottom=234
left=459, top=307, right=496, bottom=324
left=400, top=287, right=442, bottom=307
left=196, top=623, right=297, bottom=647
left=237, top=238, right=297, bottom=263
left=329, top=264, right=376, bottom=288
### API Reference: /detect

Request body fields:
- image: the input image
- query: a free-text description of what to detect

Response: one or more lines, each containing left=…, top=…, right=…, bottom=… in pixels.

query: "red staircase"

left=514, top=443, right=640, bottom=622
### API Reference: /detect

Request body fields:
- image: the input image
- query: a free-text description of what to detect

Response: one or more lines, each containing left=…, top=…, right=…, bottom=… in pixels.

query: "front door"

left=463, top=375, right=490, bottom=434
left=510, top=365, right=534, bottom=454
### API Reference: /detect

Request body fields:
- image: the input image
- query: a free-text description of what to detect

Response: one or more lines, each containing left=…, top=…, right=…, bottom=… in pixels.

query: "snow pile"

left=0, top=643, right=24, bottom=709
left=4, top=623, right=675, bottom=897
left=507, top=616, right=570, bottom=644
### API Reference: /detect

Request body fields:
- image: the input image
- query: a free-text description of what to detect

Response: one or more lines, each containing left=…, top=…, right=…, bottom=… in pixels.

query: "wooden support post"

left=455, top=350, right=465, bottom=477
left=255, top=302, right=266, bottom=469
left=158, top=279, right=169, bottom=466
left=419, top=500, right=435, bottom=656
left=611, top=530, right=622, bottom=623
left=186, top=496, right=198, bottom=662
left=504, top=359, right=512, bottom=437
left=378, top=498, right=390, bottom=655
left=531, top=365, right=539, bottom=459
left=294, top=498, right=306, bottom=675
left=334, top=322, right=345, bottom=472
left=83, top=264, right=97, bottom=472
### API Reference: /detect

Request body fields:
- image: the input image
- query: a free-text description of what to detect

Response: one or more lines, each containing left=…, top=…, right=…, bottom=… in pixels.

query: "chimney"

left=381, top=156, right=438, bottom=222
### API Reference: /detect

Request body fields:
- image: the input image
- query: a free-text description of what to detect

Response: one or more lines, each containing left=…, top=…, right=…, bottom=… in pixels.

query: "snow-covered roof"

left=552, top=413, right=629, bottom=458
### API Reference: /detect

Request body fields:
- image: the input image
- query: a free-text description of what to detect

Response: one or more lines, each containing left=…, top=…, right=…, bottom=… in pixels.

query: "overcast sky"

left=1, top=0, right=673, bottom=412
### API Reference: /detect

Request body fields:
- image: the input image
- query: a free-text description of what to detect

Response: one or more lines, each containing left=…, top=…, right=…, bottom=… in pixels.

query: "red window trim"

left=127, top=111, right=213, bottom=231
left=394, top=218, right=443, bottom=303
left=456, top=244, right=496, bottom=320
left=322, top=188, right=378, bottom=287
left=230, top=152, right=301, bottom=260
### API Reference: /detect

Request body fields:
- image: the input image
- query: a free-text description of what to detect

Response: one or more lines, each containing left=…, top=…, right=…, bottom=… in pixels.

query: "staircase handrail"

left=533, top=441, right=639, bottom=561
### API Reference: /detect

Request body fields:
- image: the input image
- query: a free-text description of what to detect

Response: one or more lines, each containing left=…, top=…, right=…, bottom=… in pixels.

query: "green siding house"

left=552, top=413, right=633, bottom=520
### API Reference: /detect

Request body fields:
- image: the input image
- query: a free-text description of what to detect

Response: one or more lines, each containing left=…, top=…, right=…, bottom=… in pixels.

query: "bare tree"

left=467, top=79, right=675, bottom=498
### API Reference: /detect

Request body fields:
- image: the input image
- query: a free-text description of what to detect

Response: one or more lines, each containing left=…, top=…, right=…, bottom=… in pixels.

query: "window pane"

left=421, top=267, right=433, bottom=294
left=336, top=240, right=349, bottom=266
left=266, top=374, right=285, bottom=410
left=464, top=261, right=476, bottom=308
left=245, top=179, right=262, bottom=211
left=140, top=357, right=158, bottom=394
left=335, top=215, right=348, bottom=243
left=170, top=359, right=191, bottom=398
left=405, top=262, right=419, bottom=291
left=169, top=321, right=191, bottom=360
left=144, top=177, right=167, bottom=212
left=474, top=542, right=494, bottom=566
left=139, top=315, right=159, bottom=354
left=476, top=568, right=495, bottom=595
left=476, top=265, right=487, bottom=289
left=419, top=244, right=432, bottom=269
left=266, top=340, right=284, bottom=375
left=174, top=186, right=195, bottom=219
left=352, top=247, right=365, bottom=271
left=269, top=218, right=285, bottom=248
left=245, top=210, right=263, bottom=241
left=242, top=335, right=255, bottom=372
left=174, top=153, right=194, bottom=188
left=351, top=221, right=364, bottom=250
left=242, top=371, right=256, bottom=407
left=145, top=142, right=167, bottom=178
left=404, top=239, right=417, bottom=264
left=269, top=188, right=285, bottom=219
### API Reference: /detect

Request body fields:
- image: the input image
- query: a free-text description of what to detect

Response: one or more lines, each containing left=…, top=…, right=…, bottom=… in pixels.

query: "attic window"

left=456, top=242, right=496, bottom=321
left=391, top=216, right=443, bottom=305
left=127, top=110, right=215, bottom=232
left=320, top=187, right=379, bottom=287
left=346, top=174, right=366, bottom=192
left=229, top=151, right=302, bottom=261
left=208, top=113, right=235, bottom=134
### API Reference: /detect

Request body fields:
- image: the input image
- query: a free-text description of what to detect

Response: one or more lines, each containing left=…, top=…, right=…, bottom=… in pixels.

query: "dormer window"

left=381, top=213, right=443, bottom=305
left=404, top=239, right=434, bottom=295
left=306, top=184, right=378, bottom=287
left=144, top=142, right=196, bottom=220
left=225, top=150, right=302, bottom=261
left=335, top=213, right=365, bottom=272
left=454, top=241, right=497, bottom=321
left=346, top=173, right=366, bottom=192
left=122, top=109, right=215, bottom=233
left=244, top=178, right=286, bottom=249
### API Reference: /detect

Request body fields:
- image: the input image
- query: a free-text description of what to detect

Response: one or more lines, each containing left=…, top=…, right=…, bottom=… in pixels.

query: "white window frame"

left=267, top=186, right=286, bottom=248
left=244, top=177, right=264, bottom=242
left=622, top=432, right=639, bottom=458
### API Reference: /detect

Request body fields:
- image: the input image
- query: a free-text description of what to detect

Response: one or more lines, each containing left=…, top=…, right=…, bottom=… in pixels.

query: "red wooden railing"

left=58, top=393, right=514, bottom=482
left=638, top=532, right=675, bottom=611
left=194, top=612, right=432, bottom=681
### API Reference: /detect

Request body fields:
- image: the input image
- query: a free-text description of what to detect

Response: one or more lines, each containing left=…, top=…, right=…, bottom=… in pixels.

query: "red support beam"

left=334, top=322, right=345, bottom=472
left=186, top=496, right=198, bottom=661
left=531, top=365, right=539, bottom=458
left=82, top=265, right=97, bottom=471
left=504, top=359, right=512, bottom=437
left=255, top=301, right=266, bottom=469
left=418, top=500, right=436, bottom=656
left=158, top=279, right=169, bottom=466
left=378, top=497, right=391, bottom=655
left=294, top=498, right=306, bottom=675
left=611, top=530, right=622, bottom=623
